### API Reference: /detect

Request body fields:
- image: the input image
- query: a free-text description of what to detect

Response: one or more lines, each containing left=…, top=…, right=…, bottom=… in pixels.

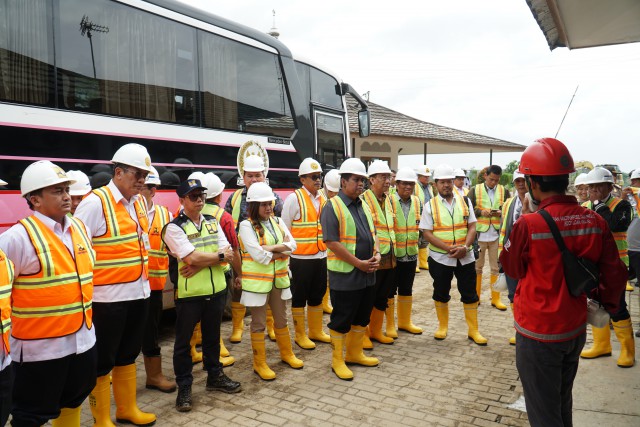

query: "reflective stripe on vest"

left=92, top=187, right=149, bottom=285
left=175, top=217, right=226, bottom=299
left=12, top=216, right=93, bottom=340
left=230, top=189, right=243, bottom=230
left=326, top=197, right=375, bottom=273
left=291, top=189, right=327, bottom=255
left=392, top=195, right=420, bottom=258
left=414, top=182, right=433, bottom=207
left=586, top=197, right=629, bottom=266
left=498, top=197, right=516, bottom=255
left=148, top=205, right=171, bottom=291
left=203, top=203, right=231, bottom=272
left=428, top=194, right=469, bottom=253
left=240, top=217, right=290, bottom=293
left=361, top=190, right=395, bottom=255
left=0, top=250, right=14, bottom=354
left=474, top=184, right=505, bottom=232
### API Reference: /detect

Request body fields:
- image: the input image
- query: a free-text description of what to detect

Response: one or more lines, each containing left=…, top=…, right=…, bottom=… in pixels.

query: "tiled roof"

left=348, top=100, right=525, bottom=150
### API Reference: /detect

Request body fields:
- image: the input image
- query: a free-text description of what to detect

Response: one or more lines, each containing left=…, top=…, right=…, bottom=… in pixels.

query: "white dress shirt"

left=0, top=212, right=96, bottom=363
left=281, top=187, right=327, bottom=260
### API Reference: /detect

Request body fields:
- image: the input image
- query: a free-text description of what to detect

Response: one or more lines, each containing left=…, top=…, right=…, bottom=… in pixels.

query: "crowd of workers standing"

left=0, top=137, right=636, bottom=427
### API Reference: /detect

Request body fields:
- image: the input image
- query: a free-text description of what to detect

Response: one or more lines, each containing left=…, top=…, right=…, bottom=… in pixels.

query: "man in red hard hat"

left=500, top=138, right=627, bottom=427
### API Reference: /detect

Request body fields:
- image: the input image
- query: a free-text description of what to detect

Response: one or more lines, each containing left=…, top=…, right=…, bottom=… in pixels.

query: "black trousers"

left=0, top=366, right=13, bottom=427
left=629, top=250, right=638, bottom=281
left=389, top=260, right=417, bottom=297
left=142, top=290, right=164, bottom=357
left=174, top=293, right=225, bottom=388
left=516, top=333, right=586, bottom=427
left=93, top=298, right=149, bottom=377
left=327, top=286, right=375, bottom=334
left=11, top=346, right=97, bottom=427
left=290, top=258, right=327, bottom=308
left=372, top=268, right=396, bottom=311
left=428, top=258, right=478, bottom=304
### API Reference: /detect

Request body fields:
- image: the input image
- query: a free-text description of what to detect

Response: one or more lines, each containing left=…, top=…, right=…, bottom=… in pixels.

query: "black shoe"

left=175, top=386, right=192, bottom=412
left=206, top=372, right=242, bottom=394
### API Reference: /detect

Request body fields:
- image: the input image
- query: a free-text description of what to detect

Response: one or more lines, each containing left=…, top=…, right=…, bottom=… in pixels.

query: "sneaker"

left=206, top=372, right=242, bottom=394
left=175, top=386, right=192, bottom=412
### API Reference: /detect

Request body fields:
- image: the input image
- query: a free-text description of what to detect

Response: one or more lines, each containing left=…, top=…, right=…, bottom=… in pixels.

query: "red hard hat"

left=519, top=138, right=575, bottom=176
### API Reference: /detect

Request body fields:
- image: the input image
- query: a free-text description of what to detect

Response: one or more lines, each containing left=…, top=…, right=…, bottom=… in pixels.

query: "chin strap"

left=524, top=175, right=540, bottom=205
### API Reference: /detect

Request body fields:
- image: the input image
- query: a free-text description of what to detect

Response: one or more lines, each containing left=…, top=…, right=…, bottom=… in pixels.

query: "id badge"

left=141, top=233, right=151, bottom=251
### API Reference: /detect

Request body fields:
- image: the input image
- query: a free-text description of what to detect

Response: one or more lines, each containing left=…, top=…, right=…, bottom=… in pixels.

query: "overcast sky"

left=179, top=0, right=640, bottom=173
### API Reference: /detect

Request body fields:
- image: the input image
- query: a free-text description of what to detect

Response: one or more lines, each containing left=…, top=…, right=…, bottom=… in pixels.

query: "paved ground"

left=76, top=268, right=640, bottom=426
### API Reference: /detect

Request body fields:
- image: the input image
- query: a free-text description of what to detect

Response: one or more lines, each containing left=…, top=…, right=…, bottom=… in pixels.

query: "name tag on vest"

left=187, top=232, right=200, bottom=239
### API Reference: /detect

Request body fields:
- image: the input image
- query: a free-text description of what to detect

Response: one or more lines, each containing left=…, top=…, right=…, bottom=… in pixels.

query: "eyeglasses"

left=186, top=192, right=205, bottom=202
left=307, top=174, right=323, bottom=181
left=349, top=177, right=367, bottom=184
left=122, top=167, right=149, bottom=181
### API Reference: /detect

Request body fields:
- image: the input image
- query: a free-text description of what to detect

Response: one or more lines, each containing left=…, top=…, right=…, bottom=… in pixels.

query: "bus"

left=0, top=0, right=370, bottom=232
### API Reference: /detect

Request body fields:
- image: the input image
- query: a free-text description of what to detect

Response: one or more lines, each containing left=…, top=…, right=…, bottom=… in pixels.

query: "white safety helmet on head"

left=432, top=164, right=456, bottom=180
left=21, top=160, right=76, bottom=197
left=573, top=173, right=588, bottom=187
left=111, top=143, right=153, bottom=172
left=416, top=165, right=432, bottom=177
left=204, top=172, right=225, bottom=198
left=338, top=158, right=367, bottom=177
left=66, top=170, right=92, bottom=196
left=299, top=158, right=322, bottom=176
left=630, top=169, right=640, bottom=180
left=243, top=155, right=266, bottom=173
left=144, top=166, right=162, bottom=186
left=395, top=167, right=417, bottom=182
left=324, top=169, right=340, bottom=192
left=584, top=167, right=614, bottom=185
left=0, top=178, right=6, bottom=186
left=453, top=168, right=466, bottom=178
left=367, top=160, right=392, bottom=177
left=512, top=171, right=525, bottom=182
left=188, top=171, right=207, bottom=185
left=246, top=181, right=275, bottom=203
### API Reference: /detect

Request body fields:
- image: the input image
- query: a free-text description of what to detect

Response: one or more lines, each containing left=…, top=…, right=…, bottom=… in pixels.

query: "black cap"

left=176, top=179, right=206, bottom=197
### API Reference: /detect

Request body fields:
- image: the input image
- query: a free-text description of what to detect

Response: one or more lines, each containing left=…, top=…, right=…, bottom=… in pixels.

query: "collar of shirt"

left=484, top=183, right=496, bottom=194
left=437, top=193, right=458, bottom=206
left=34, top=210, right=71, bottom=236
left=396, top=193, right=412, bottom=205
left=602, top=193, right=613, bottom=205
left=538, top=194, right=579, bottom=210
left=107, top=180, right=139, bottom=205
left=338, top=190, right=361, bottom=207
left=302, top=186, right=322, bottom=201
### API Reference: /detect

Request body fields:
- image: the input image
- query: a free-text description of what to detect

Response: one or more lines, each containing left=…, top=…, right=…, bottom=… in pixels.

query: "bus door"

left=314, top=109, right=346, bottom=170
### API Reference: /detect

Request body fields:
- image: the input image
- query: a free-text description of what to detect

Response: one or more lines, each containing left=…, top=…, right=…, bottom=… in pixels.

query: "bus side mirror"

left=358, top=109, right=370, bottom=138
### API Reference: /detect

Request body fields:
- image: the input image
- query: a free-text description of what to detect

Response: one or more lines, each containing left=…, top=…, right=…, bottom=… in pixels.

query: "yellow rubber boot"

left=251, top=332, right=276, bottom=381
left=322, top=284, right=333, bottom=314
left=363, top=327, right=374, bottom=350
left=419, top=247, right=429, bottom=270
left=52, top=406, right=81, bottom=427
left=463, top=302, right=488, bottom=345
left=415, top=263, right=420, bottom=273
left=229, top=302, right=245, bottom=343
left=369, top=308, right=394, bottom=344
left=476, top=275, right=482, bottom=304
left=627, top=281, right=635, bottom=291
left=345, top=326, right=379, bottom=366
left=490, top=274, right=507, bottom=311
left=329, top=329, right=353, bottom=381
left=112, top=364, right=156, bottom=426
left=266, top=306, right=276, bottom=341
left=612, top=318, right=635, bottom=368
left=89, top=374, right=115, bottom=427
left=190, top=329, right=202, bottom=364
left=220, top=337, right=230, bottom=357
left=275, top=326, right=304, bottom=369
left=434, top=301, right=449, bottom=340
left=385, top=297, right=398, bottom=339
left=291, top=306, right=316, bottom=349
left=397, top=295, right=423, bottom=334
left=219, top=337, right=235, bottom=366
left=580, top=325, right=612, bottom=359
left=307, top=305, right=331, bottom=343
left=509, top=303, right=516, bottom=345
left=193, top=321, right=202, bottom=346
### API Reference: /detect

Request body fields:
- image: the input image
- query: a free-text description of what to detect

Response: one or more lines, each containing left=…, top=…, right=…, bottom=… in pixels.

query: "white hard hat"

left=299, top=158, right=322, bottom=176
left=584, top=167, right=614, bottom=185
left=144, top=166, right=162, bottom=186
left=432, top=164, right=456, bottom=180
left=367, top=160, right=392, bottom=176
left=338, top=158, right=367, bottom=177
left=66, top=170, right=92, bottom=196
left=512, top=171, right=525, bottom=182
left=246, top=181, right=275, bottom=203
left=416, top=165, right=432, bottom=177
left=21, top=161, right=76, bottom=197
left=204, top=172, right=225, bottom=198
left=574, top=172, right=589, bottom=187
left=243, top=155, right=266, bottom=173
left=630, top=169, right=640, bottom=180
left=453, top=168, right=466, bottom=178
left=0, top=178, right=7, bottom=186
left=324, top=169, right=340, bottom=192
left=188, top=171, right=207, bottom=184
left=111, top=143, right=153, bottom=172
left=395, top=167, right=417, bottom=182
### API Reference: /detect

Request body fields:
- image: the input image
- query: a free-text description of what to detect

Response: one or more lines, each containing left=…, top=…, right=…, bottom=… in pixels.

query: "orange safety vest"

left=92, top=187, right=149, bottom=285
left=0, top=250, right=14, bottom=354
left=291, top=188, right=327, bottom=255
left=148, top=205, right=171, bottom=291
left=12, top=216, right=94, bottom=340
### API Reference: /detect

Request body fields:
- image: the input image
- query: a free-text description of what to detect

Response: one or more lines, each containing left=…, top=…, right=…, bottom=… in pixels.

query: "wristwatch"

left=219, top=252, right=225, bottom=261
